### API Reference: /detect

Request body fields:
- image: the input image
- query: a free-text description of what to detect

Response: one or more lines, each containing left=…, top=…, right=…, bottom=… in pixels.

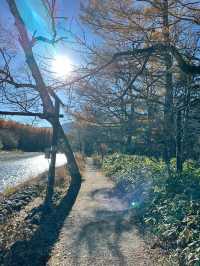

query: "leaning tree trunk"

left=44, top=99, right=60, bottom=208
left=58, top=124, right=82, bottom=185
left=7, top=0, right=82, bottom=207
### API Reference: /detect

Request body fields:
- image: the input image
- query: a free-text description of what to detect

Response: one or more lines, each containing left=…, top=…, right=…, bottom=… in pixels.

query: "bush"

left=102, top=153, right=200, bottom=265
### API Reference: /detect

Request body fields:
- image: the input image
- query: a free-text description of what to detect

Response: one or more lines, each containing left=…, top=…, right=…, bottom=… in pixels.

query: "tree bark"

left=176, top=110, right=183, bottom=173
left=125, top=101, right=134, bottom=154
left=162, top=0, right=175, bottom=163
left=45, top=99, right=59, bottom=208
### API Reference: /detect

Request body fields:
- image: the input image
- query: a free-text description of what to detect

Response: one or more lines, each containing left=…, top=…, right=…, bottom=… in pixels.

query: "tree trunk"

left=147, top=103, right=154, bottom=156
left=7, top=0, right=82, bottom=208
left=182, top=79, right=191, bottom=162
left=58, top=124, right=82, bottom=185
left=176, top=110, right=183, bottom=173
left=162, top=0, right=174, bottom=164
left=45, top=100, right=60, bottom=208
left=125, top=88, right=135, bottom=154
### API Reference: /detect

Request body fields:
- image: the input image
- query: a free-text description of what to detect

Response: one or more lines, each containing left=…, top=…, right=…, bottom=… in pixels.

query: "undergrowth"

left=103, top=153, right=200, bottom=266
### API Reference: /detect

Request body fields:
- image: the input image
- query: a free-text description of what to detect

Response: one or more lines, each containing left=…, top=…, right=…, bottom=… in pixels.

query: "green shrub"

left=102, top=153, right=200, bottom=265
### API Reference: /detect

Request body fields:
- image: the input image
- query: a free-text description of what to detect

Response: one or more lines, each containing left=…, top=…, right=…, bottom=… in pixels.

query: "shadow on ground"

left=2, top=183, right=80, bottom=266
left=2, top=169, right=149, bottom=266
left=70, top=209, right=138, bottom=266
left=54, top=187, right=148, bottom=266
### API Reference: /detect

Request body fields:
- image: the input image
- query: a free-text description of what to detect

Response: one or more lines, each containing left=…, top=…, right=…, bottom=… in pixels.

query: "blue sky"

left=1, top=0, right=83, bottom=63
left=0, top=0, right=87, bottom=126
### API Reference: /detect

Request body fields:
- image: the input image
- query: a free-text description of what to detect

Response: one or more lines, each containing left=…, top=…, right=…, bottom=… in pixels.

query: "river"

left=0, top=152, right=67, bottom=192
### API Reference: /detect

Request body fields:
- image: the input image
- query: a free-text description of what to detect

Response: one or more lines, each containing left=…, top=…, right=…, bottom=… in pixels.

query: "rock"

left=5, top=200, right=12, bottom=205
left=0, top=187, right=39, bottom=220
left=11, top=202, right=22, bottom=211
left=5, top=204, right=13, bottom=214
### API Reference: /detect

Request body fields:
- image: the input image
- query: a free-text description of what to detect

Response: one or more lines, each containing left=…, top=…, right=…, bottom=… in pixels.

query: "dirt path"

left=48, top=159, right=157, bottom=266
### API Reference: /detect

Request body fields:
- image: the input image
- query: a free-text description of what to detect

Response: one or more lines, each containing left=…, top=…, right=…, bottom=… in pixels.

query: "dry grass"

left=54, top=165, right=69, bottom=188
left=54, top=153, right=85, bottom=189
left=75, top=152, right=86, bottom=171
left=3, top=186, right=18, bottom=197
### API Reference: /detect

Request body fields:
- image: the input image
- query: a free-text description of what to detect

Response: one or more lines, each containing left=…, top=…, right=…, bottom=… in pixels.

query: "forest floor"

left=48, top=158, right=161, bottom=266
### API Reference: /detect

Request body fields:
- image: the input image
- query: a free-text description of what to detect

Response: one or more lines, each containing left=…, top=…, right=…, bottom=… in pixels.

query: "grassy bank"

left=102, top=153, right=200, bottom=265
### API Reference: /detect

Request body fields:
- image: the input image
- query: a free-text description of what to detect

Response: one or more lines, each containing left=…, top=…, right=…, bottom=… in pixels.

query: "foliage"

left=77, top=0, right=200, bottom=162
left=0, top=119, right=52, bottom=152
left=0, top=130, right=18, bottom=150
left=103, top=153, right=200, bottom=265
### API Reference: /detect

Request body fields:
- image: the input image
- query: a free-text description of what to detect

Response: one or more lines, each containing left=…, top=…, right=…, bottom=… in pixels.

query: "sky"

left=1, top=0, right=84, bottom=65
left=0, top=0, right=89, bottom=126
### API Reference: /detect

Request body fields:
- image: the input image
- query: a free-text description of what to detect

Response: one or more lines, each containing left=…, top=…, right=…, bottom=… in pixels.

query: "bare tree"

left=1, top=0, right=82, bottom=209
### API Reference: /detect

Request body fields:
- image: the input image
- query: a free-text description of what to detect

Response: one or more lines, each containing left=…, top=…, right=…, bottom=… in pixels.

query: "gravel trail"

left=48, top=159, right=156, bottom=266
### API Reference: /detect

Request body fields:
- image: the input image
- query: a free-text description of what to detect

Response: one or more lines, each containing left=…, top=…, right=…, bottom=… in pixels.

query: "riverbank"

left=0, top=165, right=70, bottom=265
left=0, top=153, right=85, bottom=265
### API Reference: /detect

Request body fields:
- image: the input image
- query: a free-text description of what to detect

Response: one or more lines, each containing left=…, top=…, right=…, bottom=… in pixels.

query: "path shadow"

left=70, top=209, right=139, bottom=266
left=2, top=162, right=150, bottom=265
left=88, top=184, right=148, bottom=235
left=67, top=182, right=148, bottom=265
left=2, top=183, right=81, bottom=266
left=87, top=156, right=151, bottom=213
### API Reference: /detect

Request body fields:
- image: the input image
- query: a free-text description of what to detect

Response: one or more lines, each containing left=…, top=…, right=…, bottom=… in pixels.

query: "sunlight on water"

left=0, top=153, right=67, bottom=192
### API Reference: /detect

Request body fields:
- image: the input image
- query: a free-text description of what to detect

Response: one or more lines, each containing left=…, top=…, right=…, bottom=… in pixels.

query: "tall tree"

left=5, top=0, right=82, bottom=208
left=79, top=0, right=199, bottom=162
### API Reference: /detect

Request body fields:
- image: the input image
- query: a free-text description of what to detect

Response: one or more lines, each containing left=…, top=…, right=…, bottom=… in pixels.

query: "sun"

left=51, top=55, right=73, bottom=77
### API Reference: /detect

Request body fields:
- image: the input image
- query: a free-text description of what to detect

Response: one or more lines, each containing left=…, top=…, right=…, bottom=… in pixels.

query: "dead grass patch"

left=75, top=152, right=86, bottom=171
